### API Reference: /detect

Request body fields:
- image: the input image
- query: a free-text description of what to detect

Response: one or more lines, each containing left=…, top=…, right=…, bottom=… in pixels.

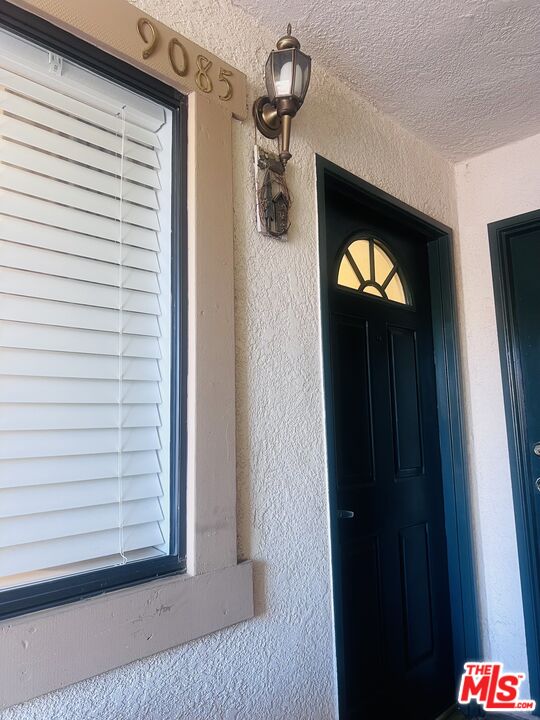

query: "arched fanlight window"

left=337, top=236, right=410, bottom=305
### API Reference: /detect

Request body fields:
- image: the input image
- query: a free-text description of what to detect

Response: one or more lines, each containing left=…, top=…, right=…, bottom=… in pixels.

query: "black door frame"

left=489, top=209, right=540, bottom=711
left=316, top=156, right=481, bottom=716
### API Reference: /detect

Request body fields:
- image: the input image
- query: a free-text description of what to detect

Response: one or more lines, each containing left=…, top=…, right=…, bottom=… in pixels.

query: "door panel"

left=333, top=316, right=373, bottom=487
left=388, top=326, right=423, bottom=478
left=342, top=536, right=385, bottom=685
left=325, top=183, right=454, bottom=719
left=400, top=522, right=434, bottom=668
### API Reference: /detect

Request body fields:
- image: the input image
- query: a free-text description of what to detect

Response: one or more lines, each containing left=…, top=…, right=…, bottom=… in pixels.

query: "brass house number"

left=137, top=18, right=234, bottom=101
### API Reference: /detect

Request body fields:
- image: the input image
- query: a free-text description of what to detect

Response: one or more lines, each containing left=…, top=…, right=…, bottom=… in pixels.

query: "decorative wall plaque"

left=254, top=146, right=291, bottom=239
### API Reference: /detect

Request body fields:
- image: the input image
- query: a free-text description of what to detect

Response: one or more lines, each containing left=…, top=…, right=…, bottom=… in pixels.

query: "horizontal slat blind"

left=0, top=33, right=173, bottom=589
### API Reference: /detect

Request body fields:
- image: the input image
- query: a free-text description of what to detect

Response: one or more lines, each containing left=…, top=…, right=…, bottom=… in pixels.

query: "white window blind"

left=0, top=28, right=173, bottom=590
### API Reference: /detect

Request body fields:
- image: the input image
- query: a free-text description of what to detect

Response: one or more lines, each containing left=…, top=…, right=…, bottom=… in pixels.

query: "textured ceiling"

left=233, top=0, right=540, bottom=160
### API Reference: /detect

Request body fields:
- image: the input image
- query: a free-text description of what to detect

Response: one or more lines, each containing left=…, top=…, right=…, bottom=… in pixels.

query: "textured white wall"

left=454, top=133, right=540, bottom=690
left=0, top=1, right=459, bottom=718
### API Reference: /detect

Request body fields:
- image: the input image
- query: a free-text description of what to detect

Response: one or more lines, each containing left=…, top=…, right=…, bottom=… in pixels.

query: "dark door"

left=324, top=182, right=454, bottom=719
left=490, top=210, right=540, bottom=705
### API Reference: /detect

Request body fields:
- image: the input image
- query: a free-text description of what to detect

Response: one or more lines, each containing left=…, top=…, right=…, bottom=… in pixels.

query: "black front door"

left=490, top=209, right=540, bottom=706
left=323, top=181, right=454, bottom=719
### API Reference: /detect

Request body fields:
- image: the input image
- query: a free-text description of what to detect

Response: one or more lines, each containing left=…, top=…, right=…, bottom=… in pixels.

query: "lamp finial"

left=276, top=25, right=300, bottom=50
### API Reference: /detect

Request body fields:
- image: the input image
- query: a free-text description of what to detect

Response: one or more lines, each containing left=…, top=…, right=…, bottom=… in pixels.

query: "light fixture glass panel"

left=265, top=53, right=276, bottom=101
left=337, top=255, right=360, bottom=290
left=294, top=50, right=311, bottom=100
left=271, top=49, right=295, bottom=98
left=292, top=57, right=303, bottom=97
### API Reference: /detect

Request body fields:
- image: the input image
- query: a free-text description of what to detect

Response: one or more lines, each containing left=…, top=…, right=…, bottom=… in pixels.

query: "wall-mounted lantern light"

left=253, top=24, right=311, bottom=167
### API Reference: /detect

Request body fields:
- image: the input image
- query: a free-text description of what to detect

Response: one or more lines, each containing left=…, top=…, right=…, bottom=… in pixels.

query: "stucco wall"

left=454, top=133, right=540, bottom=691
left=1, top=0, right=459, bottom=718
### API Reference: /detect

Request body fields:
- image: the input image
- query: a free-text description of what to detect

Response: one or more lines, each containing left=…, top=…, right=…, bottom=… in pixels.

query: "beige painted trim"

left=0, top=562, right=254, bottom=709
left=0, top=7, right=251, bottom=709
left=187, top=93, right=237, bottom=575
left=6, top=0, right=247, bottom=119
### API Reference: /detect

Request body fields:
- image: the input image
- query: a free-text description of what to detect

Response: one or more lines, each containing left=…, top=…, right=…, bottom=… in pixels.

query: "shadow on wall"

left=252, top=561, right=267, bottom=616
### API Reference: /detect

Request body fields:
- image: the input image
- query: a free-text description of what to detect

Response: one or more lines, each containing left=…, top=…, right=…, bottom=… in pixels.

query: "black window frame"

left=0, top=2, right=188, bottom=621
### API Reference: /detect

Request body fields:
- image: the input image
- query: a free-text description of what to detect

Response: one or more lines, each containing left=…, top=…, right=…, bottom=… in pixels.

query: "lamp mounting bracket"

left=253, top=96, right=281, bottom=139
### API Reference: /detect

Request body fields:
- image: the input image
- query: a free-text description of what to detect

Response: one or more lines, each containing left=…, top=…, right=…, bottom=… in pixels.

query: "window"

left=0, top=23, right=186, bottom=618
left=337, top=236, right=409, bottom=304
left=0, top=3, right=252, bottom=708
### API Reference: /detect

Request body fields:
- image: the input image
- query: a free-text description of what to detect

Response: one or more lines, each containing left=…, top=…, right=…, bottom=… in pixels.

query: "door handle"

left=338, top=510, right=355, bottom=519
